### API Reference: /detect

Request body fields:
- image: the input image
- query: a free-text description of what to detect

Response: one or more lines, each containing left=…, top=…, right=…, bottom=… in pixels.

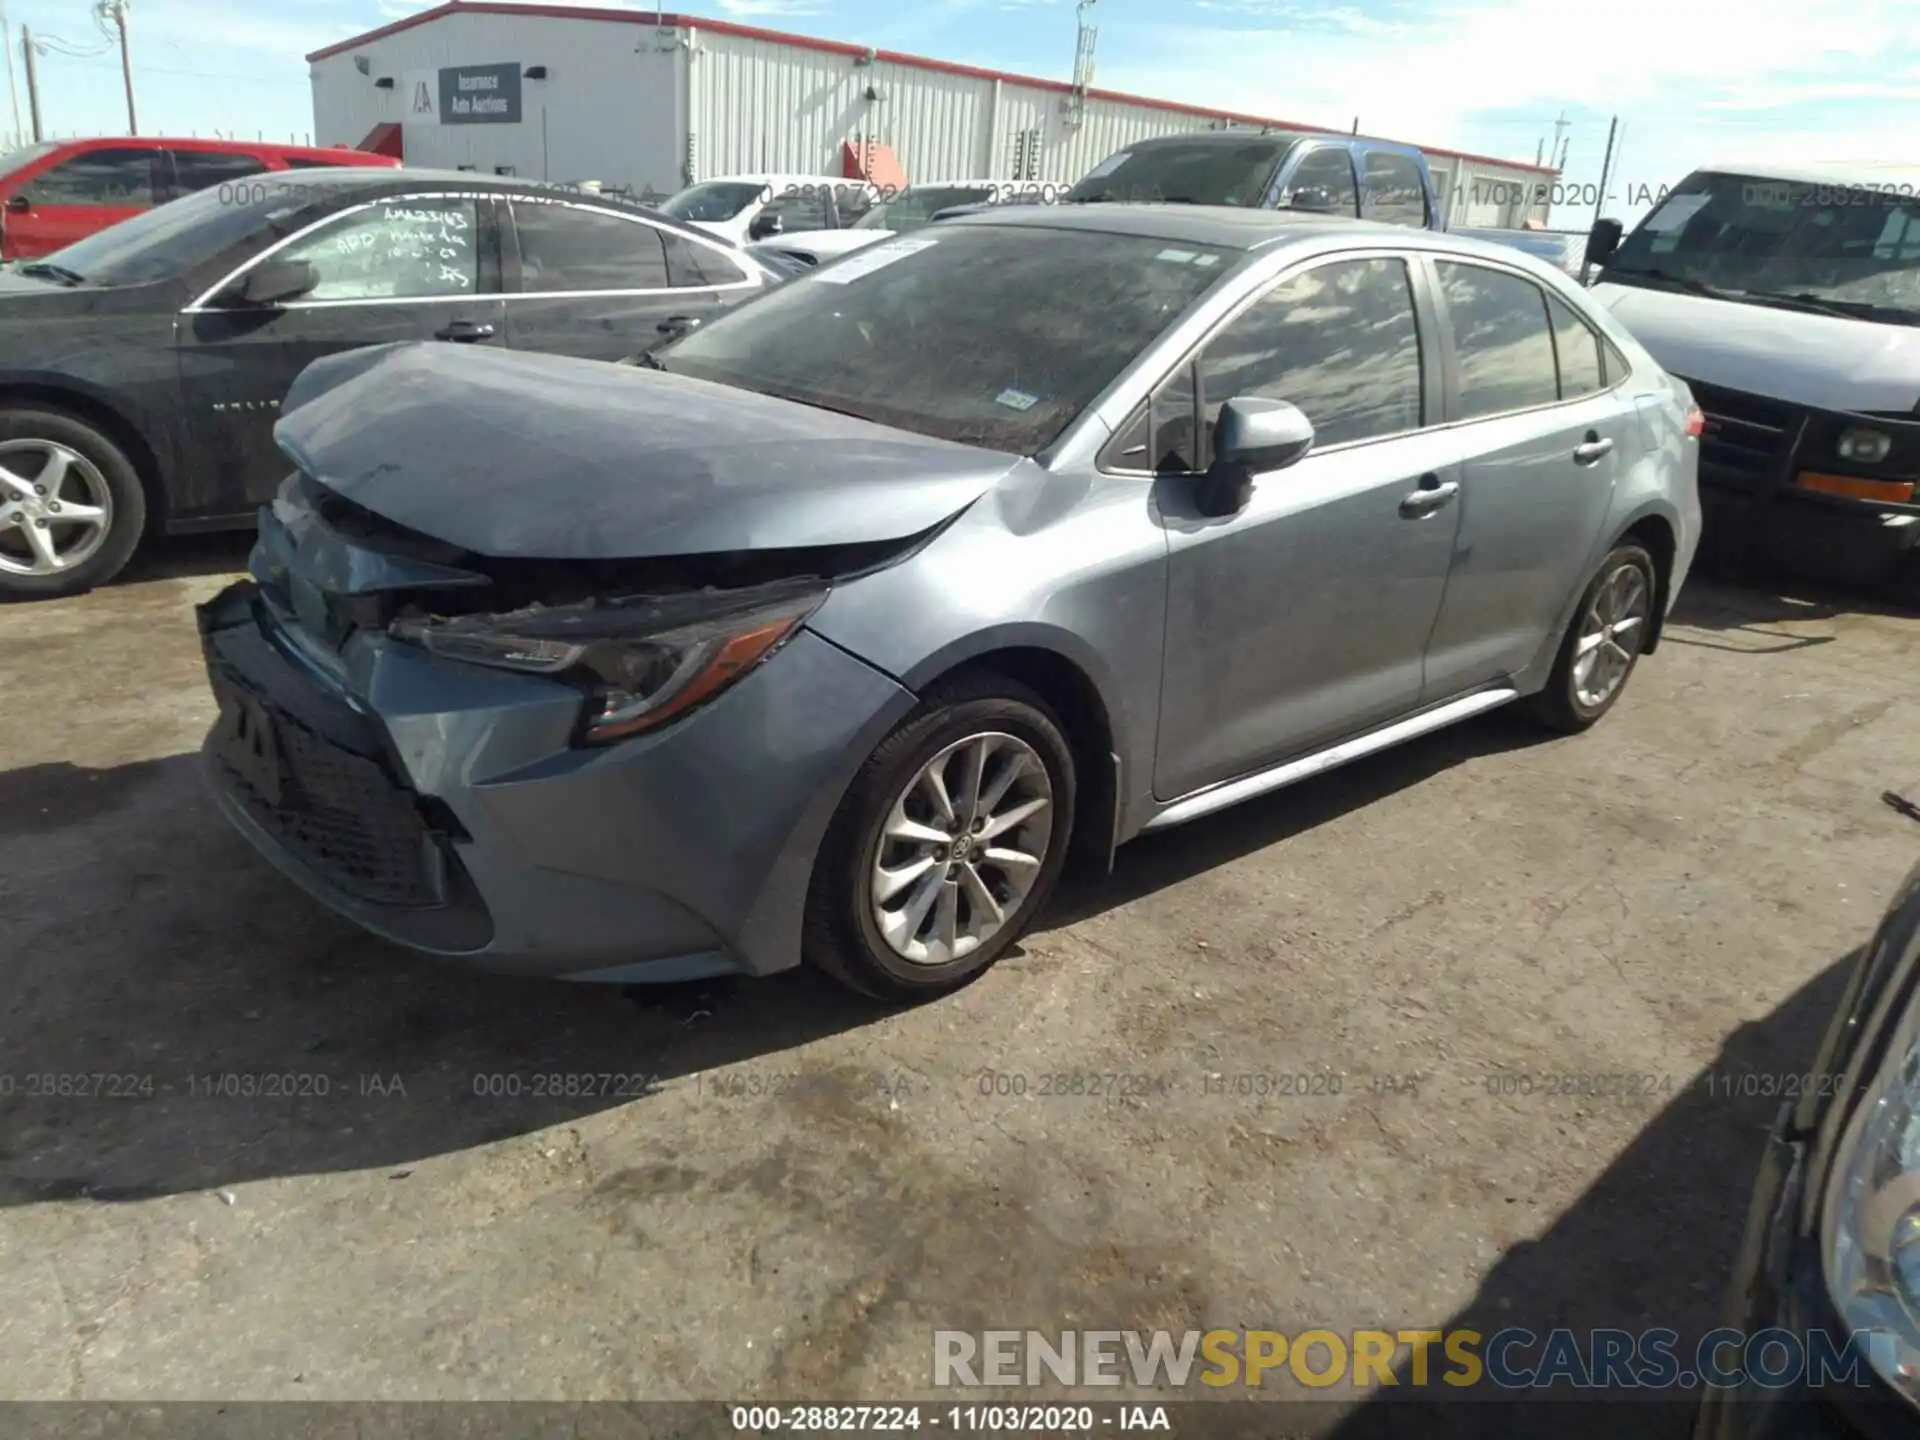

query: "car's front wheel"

left=0, top=407, right=147, bottom=600
left=1528, top=541, right=1658, bottom=733
left=803, top=673, right=1077, bottom=1001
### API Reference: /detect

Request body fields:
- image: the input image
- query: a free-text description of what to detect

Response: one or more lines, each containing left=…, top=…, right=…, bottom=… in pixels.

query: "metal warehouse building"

left=309, top=0, right=1554, bottom=227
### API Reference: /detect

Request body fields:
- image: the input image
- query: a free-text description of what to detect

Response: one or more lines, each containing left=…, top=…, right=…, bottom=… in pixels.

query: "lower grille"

left=1678, top=376, right=1802, bottom=479
left=205, top=611, right=447, bottom=910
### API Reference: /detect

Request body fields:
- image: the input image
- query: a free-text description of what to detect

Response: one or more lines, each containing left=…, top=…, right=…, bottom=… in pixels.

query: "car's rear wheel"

left=0, top=408, right=146, bottom=600
left=803, top=673, right=1077, bottom=1001
left=1528, top=542, right=1657, bottom=733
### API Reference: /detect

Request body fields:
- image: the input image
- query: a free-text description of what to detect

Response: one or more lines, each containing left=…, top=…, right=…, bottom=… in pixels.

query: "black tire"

left=0, top=407, right=147, bottom=600
left=1527, top=542, right=1658, bottom=734
left=802, top=672, right=1078, bottom=1002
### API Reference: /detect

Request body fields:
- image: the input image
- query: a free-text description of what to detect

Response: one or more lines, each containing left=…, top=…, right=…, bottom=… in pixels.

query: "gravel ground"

left=1, top=537, right=1916, bottom=1439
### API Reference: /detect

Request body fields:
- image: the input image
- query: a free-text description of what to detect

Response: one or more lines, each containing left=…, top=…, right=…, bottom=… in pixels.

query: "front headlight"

left=390, top=580, right=824, bottom=743
left=1838, top=426, right=1895, bottom=465
left=1824, top=927, right=1920, bottom=1396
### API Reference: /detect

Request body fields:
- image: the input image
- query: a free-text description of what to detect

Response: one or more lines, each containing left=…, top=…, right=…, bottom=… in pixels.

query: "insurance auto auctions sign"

left=435, top=63, right=522, bottom=124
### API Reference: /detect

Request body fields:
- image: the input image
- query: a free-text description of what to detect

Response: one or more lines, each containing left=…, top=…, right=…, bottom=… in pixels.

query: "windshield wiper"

left=1886, top=790, right=1920, bottom=825
left=1606, top=266, right=1730, bottom=300
left=15, top=261, right=86, bottom=286
left=1741, top=291, right=1920, bottom=325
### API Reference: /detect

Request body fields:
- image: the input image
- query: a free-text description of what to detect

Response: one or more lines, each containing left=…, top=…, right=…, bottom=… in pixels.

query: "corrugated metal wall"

left=310, top=12, right=1553, bottom=218
left=688, top=27, right=1550, bottom=219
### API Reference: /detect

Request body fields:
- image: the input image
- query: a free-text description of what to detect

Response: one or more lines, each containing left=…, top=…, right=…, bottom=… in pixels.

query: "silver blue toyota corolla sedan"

left=197, top=204, right=1702, bottom=1000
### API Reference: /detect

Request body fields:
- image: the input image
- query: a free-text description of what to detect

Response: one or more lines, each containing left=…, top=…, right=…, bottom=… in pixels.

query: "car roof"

left=43, top=135, right=390, bottom=159
left=1694, top=158, right=1920, bottom=189
left=234, top=167, right=744, bottom=243
left=690, top=173, right=869, bottom=188
left=946, top=202, right=1385, bottom=249
left=950, top=202, right=1579, bottom=272
left=1112, top=130, right=1421, bottom=155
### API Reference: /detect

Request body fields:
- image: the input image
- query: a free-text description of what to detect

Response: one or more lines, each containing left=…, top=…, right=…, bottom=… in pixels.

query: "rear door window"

left=1283, top=147, right=1360, bottom=217
left=760, top=187, right=833, bottom=233
left=1195, top=256, right=1425, bottom=457
left=1436, top=260, right=1560, bottom=417
left=1545, top=293, right=1605, bottom=399
left=276, top=195, right=484, bottom=301
left=169, top=150, right=271, bottom=196
left=512, top=201, right=671, bottom=291
left=1360, top=150, right=1429, bottom=227
left=22, top=147, right=160, bottom=207
left=661, top=230, right=748, bottom=288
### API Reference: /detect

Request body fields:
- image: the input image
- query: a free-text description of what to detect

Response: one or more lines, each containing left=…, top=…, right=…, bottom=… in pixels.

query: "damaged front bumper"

left=196, top=573, right=916, bottom=983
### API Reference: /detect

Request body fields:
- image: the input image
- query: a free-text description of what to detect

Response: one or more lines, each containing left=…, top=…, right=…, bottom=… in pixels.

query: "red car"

left=0, top=136, right=401, bottom=261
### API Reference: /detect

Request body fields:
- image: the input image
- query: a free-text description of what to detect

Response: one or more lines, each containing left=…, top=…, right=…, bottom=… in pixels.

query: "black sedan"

left=0, top=168, right=777, bottom=598
left=1699, top=790, right=1920, bottom=1439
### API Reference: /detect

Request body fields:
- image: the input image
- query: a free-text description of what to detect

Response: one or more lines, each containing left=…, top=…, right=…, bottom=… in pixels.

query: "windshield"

left=1608, top=170, right=1920, bottom=320
left=855, top=185, right=998, bottom=232
left=659, top=224, right=1237, bottom=452
left=0, top=140, right=59, bottom=180
left=1064, top=138, right=1294, bottom=206
left=658, top=182, right=767, bottom=224
left=33, top=184, right=315, bottom=286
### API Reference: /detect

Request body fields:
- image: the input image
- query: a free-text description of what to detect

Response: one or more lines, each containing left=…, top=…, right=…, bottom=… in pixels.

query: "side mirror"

left=748, top=210, right=785, bottom=241
left=1196, top=398, right=1314, bottom=517
left=4, top=194, right=29, bottom=214
left=1585, top=217, right=1623, bottom=272
left=1284, top=185, right=1338, bottom=214
left=222, top=258, right=320, bottom=307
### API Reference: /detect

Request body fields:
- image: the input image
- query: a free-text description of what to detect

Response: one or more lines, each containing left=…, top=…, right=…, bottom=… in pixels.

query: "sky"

left=2, top=0, right=1917, bottom=228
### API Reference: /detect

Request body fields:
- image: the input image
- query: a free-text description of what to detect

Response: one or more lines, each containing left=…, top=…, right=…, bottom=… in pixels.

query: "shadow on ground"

left=1042, top=704, right=1558, bottom=932
left=0, top=695, right=1565, bottom=1210
left=0, top=753, right=893, bottom=1207
left=1321, top=952, right=1857, bottom=1440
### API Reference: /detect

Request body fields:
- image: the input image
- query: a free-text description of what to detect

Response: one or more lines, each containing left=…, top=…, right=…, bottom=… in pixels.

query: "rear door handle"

left=434, top=320, right=496, bottom=342
left=657, top=314, right=705, bottom=336
left=1573, top=434, right=1615, bottom=465
left=1399, top=475, right=1460, bottom=518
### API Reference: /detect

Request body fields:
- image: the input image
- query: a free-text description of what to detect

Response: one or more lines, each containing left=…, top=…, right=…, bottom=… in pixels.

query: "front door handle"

left=1399, top=475, right=1461, bottom=518
left=434, top=320, right=496, bottom=343
left=1573, top=432, right=1615, bottom=466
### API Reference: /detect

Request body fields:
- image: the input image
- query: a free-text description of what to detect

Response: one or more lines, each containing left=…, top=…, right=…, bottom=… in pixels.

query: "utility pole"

left=102, top=0, right=136, bottom=134
left=0, top=3, right=22, bottom=148
left=1592, top=114, right=1619, bottom=225
left=1549, top=110, right=1569, bottom=170
left=20, top=24, right=40, bottom=142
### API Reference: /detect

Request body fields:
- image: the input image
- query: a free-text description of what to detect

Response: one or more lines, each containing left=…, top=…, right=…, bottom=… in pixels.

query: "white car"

left=656, top=173, right=876, bottom=247
left=753, top=179, right=1056, bottom=268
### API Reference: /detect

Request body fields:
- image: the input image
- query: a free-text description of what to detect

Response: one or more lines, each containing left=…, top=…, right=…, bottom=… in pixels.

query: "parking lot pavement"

left=1, top=550, right=1917, bottom=1429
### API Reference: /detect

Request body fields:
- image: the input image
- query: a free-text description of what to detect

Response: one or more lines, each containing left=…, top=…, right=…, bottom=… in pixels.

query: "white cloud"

left=1096, top=0, right=1920, bottom=222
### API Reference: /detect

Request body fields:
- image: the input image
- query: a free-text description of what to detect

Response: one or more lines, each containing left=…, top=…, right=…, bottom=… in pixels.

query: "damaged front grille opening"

left=298, top=473, right=948, bottom=634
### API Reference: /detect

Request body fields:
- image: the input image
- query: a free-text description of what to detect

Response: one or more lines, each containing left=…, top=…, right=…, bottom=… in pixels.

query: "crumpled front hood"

left=1595, top=282, right=1920, bottom=414
left=274, top=342, right=1022, bottom=560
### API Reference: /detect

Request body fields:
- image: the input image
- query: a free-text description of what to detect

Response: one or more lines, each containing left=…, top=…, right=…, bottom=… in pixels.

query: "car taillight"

left=1685, top=405, right=1705, bottom=439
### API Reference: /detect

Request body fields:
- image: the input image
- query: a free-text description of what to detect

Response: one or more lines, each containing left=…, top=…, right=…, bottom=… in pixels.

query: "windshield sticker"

left=813, top=233, right=941, bottom=284
left=1085, top=151, right=1130, bottom=180
left=995, top=388, right=1041, bottom=412
left=1644, top=193, right=1711, bottom=232
left=1155, top=248, right=1199, bottom=263
left=1194, top=253, right=1221, bottom=266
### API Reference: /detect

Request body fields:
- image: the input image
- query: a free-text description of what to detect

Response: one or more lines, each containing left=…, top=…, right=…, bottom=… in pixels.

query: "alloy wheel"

left=868, top=731, right=1055, bottom=967
left=1572, top=561, right=1649, bottom=710
left=0, top=439, right=114, bottom=578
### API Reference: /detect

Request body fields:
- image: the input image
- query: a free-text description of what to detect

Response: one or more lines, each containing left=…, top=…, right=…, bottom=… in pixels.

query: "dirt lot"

left=1, top=538, right=1917, bottom=1435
